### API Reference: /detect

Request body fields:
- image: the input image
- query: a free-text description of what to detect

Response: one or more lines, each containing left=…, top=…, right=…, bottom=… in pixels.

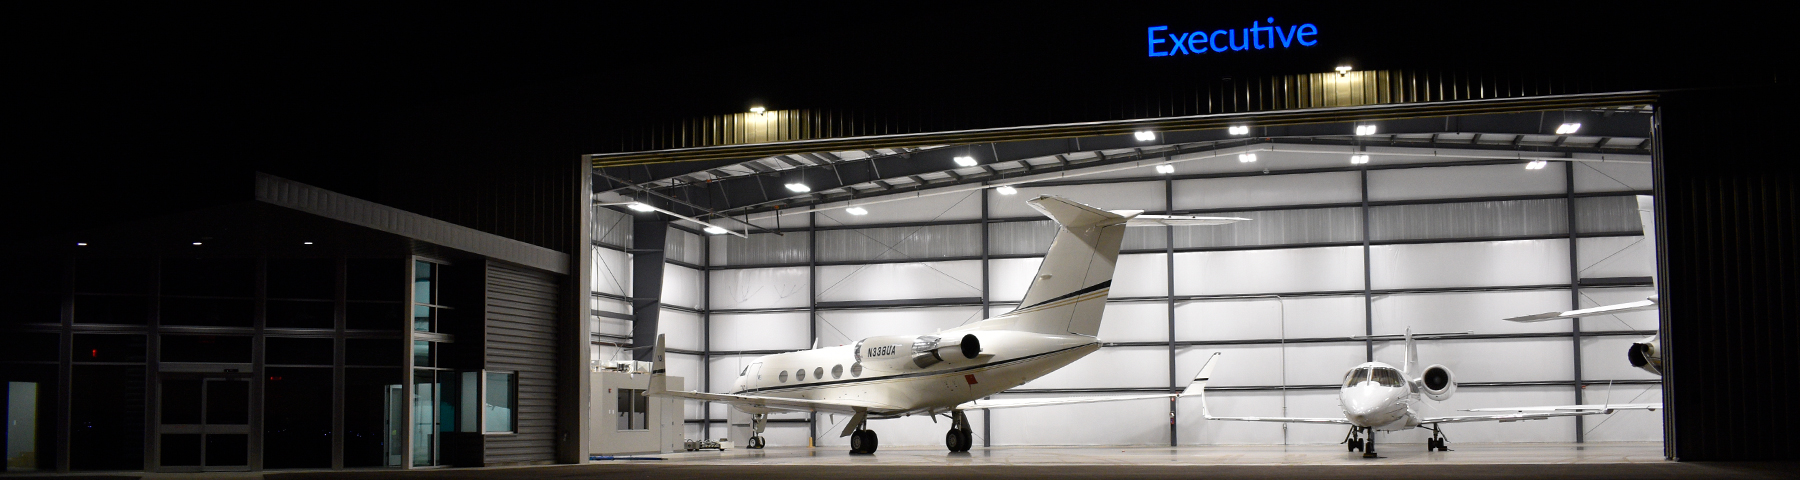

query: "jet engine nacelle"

left=1628, top=336, right=1662, bottom=376
left=854, top=334, right=983, bottom=370
left=1420, top=364, right=1456, bottom=401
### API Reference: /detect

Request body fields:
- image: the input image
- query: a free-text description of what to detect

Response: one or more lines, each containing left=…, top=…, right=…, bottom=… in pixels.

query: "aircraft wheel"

left=958, top=429, right=973, bottom=452
left=945, top=430, right=961, bottom=452
left=749, top=436, right=765, bottom=449
left=851, top=430, right=879, bottom=454
left=865, top=430, right=879, bottom=454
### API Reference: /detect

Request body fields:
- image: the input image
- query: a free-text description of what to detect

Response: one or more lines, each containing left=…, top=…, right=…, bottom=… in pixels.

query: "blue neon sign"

left=1148, top=18, right=1317, bottom=57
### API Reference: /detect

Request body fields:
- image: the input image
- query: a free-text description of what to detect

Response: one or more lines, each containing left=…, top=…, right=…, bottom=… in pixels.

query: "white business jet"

left=1501, top=195, right=1662, bottom=377
left=1190, top=329, right=1621, bottom=457
left=645, top=195, right=1245, bottom=454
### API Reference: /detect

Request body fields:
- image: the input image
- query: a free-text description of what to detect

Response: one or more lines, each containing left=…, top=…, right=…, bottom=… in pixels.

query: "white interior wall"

left=815, top=189, right=983, bottom=226
left=1095, top=302, right=1168, bottom=343
left=1374, top=338, right=1575, bottom=382
left=1172, top=172, right=1361, bottom=210
left=710, top=312, right=811, bottom=351
left=1577, top=287, right=1658, bottom=332
left=1576, top=236, right=1655, bottom=278
left=1369, top=240, right=1570, bottom=290
left=1370, top=290, right=1574, bottom=335
left=815, top=306, right=986, bottom=346
left=1573, top=161, right=1654, bottom=193
left=709, top=267, right=809, bottom=310
left=988, top=394, right=1171, bottom=446
left=1172, top=246, right=1365, bottom=295
left=1368, top=164, right=1566, bottom=201
left=988, top=181, right=1165, bottom=219
left=1174, top=295, right=1366, bottom=341
left=660, top=264, right=704, bottom=310
left=815, top=260, right=983, bottom=302
left=656, top=309, right=703, bottom=351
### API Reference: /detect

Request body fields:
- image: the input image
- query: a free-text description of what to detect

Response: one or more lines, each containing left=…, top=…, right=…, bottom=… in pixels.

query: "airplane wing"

left=956, top=355, right=1224, bottom=410
left=1503, top=298, right=1657, bottom=322
left=1188, top=352, right=1354, bottom=425
left=1418, top=410, right=1608, bottom=424
left=1462, top=403, right=1661, bottom=413
left=648, top=388, right=901, bottom=416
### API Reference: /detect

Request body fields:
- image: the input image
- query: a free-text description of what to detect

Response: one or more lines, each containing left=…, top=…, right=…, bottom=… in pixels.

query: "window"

left=1371, top=368, right=1406, bottom=388
left=831, top=365, right=843, bottom=379
left=616, top=388, right=647, bottom=431
left=1344, top=367, right=1371, bottom=387
left=778, top=371, right=789, bottom=383
left=739, top=366, right=748, bottom=377
left=797, top=369, right=806, bottom=381
left=850, top=363, right=863, bottom=377
left=484, top=372, right=515, bottom=433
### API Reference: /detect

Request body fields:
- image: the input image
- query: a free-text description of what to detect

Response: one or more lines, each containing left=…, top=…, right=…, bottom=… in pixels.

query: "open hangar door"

left=584, top=103, right=1667, bottom=451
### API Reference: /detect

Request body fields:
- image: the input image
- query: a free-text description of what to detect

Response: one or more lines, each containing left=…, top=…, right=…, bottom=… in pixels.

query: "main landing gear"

left=944, top=410, right=974, bottom=453
left=747, top=413, right=767, bottom=449
left=1344, top=426, right=1377, bottom=458
left=849, top=420, right=880, bottom=454
left=1424, top=424, right=1451, bottom=452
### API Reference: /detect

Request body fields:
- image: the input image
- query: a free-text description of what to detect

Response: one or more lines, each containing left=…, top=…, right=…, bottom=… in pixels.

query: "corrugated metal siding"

left=601, top=69, right=1636, bottom=156
left=484, top=260, right=561, bottom=465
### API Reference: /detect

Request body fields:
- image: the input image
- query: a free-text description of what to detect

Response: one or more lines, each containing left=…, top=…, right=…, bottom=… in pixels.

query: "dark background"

left=5, top=3, right=1784, bottom=244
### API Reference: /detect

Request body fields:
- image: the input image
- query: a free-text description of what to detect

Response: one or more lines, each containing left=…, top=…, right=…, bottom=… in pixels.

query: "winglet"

left=648, top=334, right=668, bottom=394
left=1184, top=352, right=1222, bottom=418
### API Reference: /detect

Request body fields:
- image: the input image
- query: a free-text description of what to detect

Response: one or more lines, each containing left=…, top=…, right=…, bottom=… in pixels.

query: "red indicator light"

left=91, top=349, right=98, bottom=358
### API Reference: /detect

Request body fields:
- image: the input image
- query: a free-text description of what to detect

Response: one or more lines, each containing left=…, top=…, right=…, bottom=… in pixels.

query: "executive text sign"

left=1148, top=18, right=1318, bottom=57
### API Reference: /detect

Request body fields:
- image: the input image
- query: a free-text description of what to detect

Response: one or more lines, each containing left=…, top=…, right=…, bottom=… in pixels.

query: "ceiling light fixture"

left=76, top=242, right=87, bottom=246
left=845, top=206, right=868, bottom=215
left=995, top=185, right=1018, bottom=195
left=749, top=106, right=766, bottom=114
left=1335, top=65, right=1353, bottom=77
left=192, top=242, right=203, bottom=246
left=1134, top=130, right=1157, bottom=141
left=1238, top=153, right=1257, bottom=163
left=303, top=241, right=314, bottom=245
left=627, top=202, right=656, bottom=212
left=785, top=183, right=811, bottom=193
left=1228, top=125, right=1250, bottom=135
left=953, top=156, right=977, bottom=167
left=1355, top=125, right=1377, bottom=136
left=1525, top=160, right=1549, bottom=170
left=1350, top=154, right=1370, bottom=165
left=703, top=226, right=729, bottom=235
left=1555, top=123, right=1582, bottom=135
left=1155, top=164, right=1175, bottom=174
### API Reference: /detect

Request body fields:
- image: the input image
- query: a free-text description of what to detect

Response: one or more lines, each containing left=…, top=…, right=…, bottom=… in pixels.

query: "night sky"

left=7, top=4, right=1783, bottom=242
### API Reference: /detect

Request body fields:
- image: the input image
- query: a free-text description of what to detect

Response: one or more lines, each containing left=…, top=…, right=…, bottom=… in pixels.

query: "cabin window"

left=814, top=367, right=824, bottom=380
left=850, top=363, right=863, bottom=377
left=797, top=369, right=807, bottom=381
left=779, top=371, right=788, bottom=383
left=831, top=365, right=843, bottom=379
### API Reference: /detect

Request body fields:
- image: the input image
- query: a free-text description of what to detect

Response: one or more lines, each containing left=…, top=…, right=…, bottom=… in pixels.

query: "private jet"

left=647, top=195, right=1246, bottom=454
left=1190, top=329, right=1625, bottom=457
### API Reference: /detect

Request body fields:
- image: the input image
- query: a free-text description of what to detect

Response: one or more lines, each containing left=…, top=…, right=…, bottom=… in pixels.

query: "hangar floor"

left=250, top=443, right=1792, bottom=480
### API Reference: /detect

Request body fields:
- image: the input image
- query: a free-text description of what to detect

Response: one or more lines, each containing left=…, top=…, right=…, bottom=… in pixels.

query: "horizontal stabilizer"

left=1123, top=214, right=1251, bottom=227
left=1503, top=298, right=1658, bottom=322
left=1350, top=331, right=1472, bottom=341
left=1463, top=403, right=1661, bottom=413
left=1029, top=195, right=1130, bottom=228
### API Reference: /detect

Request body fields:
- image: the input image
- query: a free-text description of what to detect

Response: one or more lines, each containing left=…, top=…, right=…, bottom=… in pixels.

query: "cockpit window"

left=1371, top=367, right=1406, bottom=388
left=1344, top=367, right=1371, bottom=387
left=740, top=366, right=748, bottom=377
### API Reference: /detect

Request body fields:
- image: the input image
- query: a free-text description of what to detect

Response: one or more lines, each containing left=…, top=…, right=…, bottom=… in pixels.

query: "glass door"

left=157, top=375, right=251, bottom=472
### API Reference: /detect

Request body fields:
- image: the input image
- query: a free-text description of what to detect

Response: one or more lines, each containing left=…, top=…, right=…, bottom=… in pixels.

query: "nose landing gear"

left=944, top=410, right=974, bottom=453
left=1343, top=427, right=1377, bottom=458
left=747, top=413, right=768, bottom=449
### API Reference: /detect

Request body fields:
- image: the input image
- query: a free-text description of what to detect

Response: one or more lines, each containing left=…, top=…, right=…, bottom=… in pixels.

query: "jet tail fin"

left=1188, top=352, right=1222, bottom=418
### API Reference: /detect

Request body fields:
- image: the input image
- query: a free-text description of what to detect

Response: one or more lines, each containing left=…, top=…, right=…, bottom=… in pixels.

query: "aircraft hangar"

left=586, top=95, right=1668, bottom=454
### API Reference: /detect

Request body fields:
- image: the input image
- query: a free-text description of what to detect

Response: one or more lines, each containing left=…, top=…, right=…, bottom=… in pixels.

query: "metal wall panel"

left=484, top=261, right=561, bottom=465
left=1172, top=172, right=1362, bottom=211
left=1368, top=240, right=1570, bottom=290
left=1367, top=164, right=1566, bottom=202
left=1173, top=296, right=1367, bottom=341
left=1171, top=207, right=1363, bottom=249
left=1171, top=246, right=1366, bottom=296
left=707, top=267, right=810, bottom=310
left=1371, top=290, right=1573, bottom=335
left=814, top=261, right=983, bottom=303
left=815, top=224, right=982, bottom=263
left=708, top=232, right=810, bottom=266
left=1368, top=199, right=1568, bottom=241
left=1573, top=162, right=1654, bottom=193
left=663, top=228, right=704, bottom=266
left=1574, top=196, right=1644, bottom=233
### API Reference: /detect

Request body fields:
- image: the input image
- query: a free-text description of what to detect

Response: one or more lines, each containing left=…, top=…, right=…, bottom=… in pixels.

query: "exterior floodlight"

left=1238, top=153, right=1257, bottom=163
left=1336, top=65, right=1352, bottom=77
left=703, top=226, right=730, bottom=235
left=785, top=182, right=811, bottom=193
left=1155, top=164, right=1175, bottom=174
left=1355, top=125, right=1377, bottom=136
left=627, top=202, right=656, bottom=212
left=1228, top=125, right=1250, bottom=135
left=750, top=106, right=766, bottom=114
left=845, top=206, right=869, bottom=215
left=1555, top=123, right=1581, bottom=135
left=1350, top=154, right=1370, bottom=164
left=1134, top=130, right=1157, bottom=141
left=953, top=156, right=977, bottom=167
left=1525, top=160, right=1549, bottom=170
left=995, top=185, right=1018, bottom=195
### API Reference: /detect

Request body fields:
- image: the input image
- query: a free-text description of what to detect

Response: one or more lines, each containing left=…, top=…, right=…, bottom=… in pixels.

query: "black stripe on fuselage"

left=731, top=342, right=1098, bottom=395
left=1014, top=280, right=1112, bottom=312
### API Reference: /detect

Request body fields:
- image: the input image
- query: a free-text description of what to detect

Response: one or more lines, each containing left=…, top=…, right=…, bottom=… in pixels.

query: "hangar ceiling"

left=593, top=107, right=1652, bottom=232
